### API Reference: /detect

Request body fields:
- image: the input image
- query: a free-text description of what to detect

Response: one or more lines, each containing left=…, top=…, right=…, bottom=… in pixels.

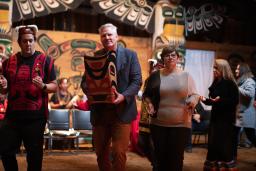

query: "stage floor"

left=0, top=146, right=255, bottom=171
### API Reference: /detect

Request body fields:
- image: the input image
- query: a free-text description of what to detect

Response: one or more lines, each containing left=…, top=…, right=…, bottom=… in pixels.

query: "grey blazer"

left=81, top=45, right=142, bottom=123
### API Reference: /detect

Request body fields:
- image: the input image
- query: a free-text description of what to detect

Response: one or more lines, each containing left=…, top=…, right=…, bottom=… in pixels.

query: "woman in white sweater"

left=143, top=46, right=199, bottom=171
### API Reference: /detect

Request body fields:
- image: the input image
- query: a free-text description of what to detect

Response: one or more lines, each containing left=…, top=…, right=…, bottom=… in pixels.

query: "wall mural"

left=36, top=32, right=102, bottom=95
left=0, top=30, right=12, bottom=101
left=11, top=0, right=84, bottom=22
left=91, top=0, right=224, bottom=69
left=0, top=0, right=11, bottom=32
left=0, top=30, right=12, bottom=61
left=0, top=0, right=12, bottom=60
left=0, top=0, right=12, bottom=102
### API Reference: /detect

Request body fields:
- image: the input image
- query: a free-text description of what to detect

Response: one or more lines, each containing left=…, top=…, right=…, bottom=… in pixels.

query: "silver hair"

left=98, top=23, right=117, bottom=34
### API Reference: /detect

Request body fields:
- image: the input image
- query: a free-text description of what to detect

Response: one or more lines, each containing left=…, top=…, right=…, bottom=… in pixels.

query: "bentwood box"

left=83, top=50, right=117, bottom=104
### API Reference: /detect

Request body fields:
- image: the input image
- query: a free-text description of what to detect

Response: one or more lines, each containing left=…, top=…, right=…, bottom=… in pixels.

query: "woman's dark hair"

left=238, top=62, right=253, bottom=79
left=160, top=46, right=179, bottom=60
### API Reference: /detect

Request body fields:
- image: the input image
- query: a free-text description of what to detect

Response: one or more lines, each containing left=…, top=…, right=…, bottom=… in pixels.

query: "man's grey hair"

left=98, top=23, right=118, bottom=35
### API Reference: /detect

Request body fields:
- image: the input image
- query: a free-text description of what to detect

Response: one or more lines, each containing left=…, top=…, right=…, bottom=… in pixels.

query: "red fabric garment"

left=129, top=111, right=140, bottom=153
left=75, top=100, right=89, bottom=111
left=4, top=52, right=54, bottom=118
left=0, top=103, right=5, bottom=120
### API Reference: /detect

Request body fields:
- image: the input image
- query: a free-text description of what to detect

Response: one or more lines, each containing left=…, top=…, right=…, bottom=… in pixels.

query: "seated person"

left=192, top=102, right=210, bottom=132
left=50, top=77, right=74, bottom=109
left=185, top=101, right=210, bottom=152
left=49, top=78, right=75, bottom=148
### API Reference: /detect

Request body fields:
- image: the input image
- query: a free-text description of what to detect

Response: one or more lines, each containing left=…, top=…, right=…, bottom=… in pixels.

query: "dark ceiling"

left=13, top=0, right=256, bottom=46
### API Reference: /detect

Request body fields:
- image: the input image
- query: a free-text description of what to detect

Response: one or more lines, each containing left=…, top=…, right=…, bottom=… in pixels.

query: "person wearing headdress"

left=0, top=25, right=57, bottom=171
left=137, top=59, right=159, bottom=171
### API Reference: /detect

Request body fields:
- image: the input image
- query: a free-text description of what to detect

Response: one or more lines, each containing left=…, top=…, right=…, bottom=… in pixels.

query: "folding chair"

left=46, top=109, right=78, bottom=151
left=71, top=109, right=93, bottom=150
left=192, top=130, right=208, bottom=144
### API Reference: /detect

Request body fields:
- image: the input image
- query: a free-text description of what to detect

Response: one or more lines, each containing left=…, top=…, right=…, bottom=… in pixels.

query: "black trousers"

left=1, top=118, right=46, bottom=171
left=137, top=132, right=158, bottom=171
left=242, top=127, right=256, bottom=146
left=150, top=125, right=190, bottom=171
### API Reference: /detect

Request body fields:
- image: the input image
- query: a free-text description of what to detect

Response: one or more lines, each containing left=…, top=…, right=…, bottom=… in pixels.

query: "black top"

left=202, top=78, right=239, bottom=124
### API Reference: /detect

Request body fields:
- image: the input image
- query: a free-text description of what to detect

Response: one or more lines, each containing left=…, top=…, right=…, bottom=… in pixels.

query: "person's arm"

left=193, top=102, right=207, bottom=122
left=192, top=113, right=201, bottom=123
left=186, top=73, right=200, bottom=109
left=32, top=77, right=57, bottom=93
left=50, top=102, right=65, bottom=109
left=239, top=78, right=255, bottom=99
left=44, top=55, right=57, bottom=93
left=144, top=97, right=155, bottom=116
left=118, top=51, right=142, bottom=104
left=43, top=80, right=57, bottom=93
left=65, top=94, right=79, bottom=109
left=200, top=96, right=218, bottom=106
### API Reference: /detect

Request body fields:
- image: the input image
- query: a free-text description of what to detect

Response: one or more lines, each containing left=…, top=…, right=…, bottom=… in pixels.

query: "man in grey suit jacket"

left=81, top=23, right=142, bottom=171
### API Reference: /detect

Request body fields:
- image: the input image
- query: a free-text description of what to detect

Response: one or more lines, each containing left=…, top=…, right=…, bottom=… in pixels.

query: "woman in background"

left=234, top=63, right=256, bottom=159
left=137, top=59, right=159, bottom=171
left=50, top=77, right=74, bottom=109
left=143, top=46, right=199, bottom=171
left=201, top=59, right=239, bottom=170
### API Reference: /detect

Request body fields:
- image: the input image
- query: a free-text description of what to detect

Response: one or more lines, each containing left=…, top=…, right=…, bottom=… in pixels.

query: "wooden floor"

left=0, top=146, right=255, bottom=171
